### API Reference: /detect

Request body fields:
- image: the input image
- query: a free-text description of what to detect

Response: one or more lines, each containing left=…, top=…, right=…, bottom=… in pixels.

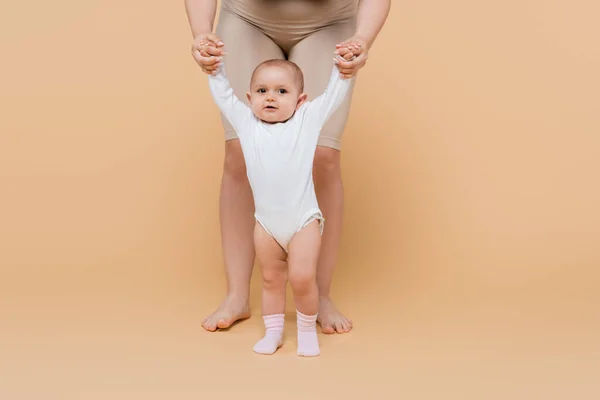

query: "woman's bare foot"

left=317, top=297, right=352, bottom=334
left=202, top=296, right=251, bottom=331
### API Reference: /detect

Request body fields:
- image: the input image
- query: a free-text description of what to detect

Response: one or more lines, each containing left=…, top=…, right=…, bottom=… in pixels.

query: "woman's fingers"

left=192, top=49, right=220, bottom=68
left=202, top=33, right=224, bottom=47
left=336, top=40, right=364, bottom=55
left=194, top=33, right=224, bottom=49
left=335, top=46, right=362, bottom=58
left=201, top=46, right=224, bottom=57
left=199, top=49, right=222, bottom=64
left=335, top=47, right=356, bottom=61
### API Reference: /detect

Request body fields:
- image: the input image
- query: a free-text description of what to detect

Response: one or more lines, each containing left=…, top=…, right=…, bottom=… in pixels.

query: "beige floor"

left=2, top=254, right=598, bottom=399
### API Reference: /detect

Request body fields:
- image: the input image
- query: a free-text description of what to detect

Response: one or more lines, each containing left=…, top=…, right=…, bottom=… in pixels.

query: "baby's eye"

left=278, top=89, right=287, bottom=94
left=257, top=88, right=266, bottom=93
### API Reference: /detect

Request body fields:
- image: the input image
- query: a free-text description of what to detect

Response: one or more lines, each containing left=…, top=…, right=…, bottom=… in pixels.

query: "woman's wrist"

left=191, top=18, right=215, bottom=38
left=185, top=0, right=218, bottom=38
left=352, top=0, right=391, bottom=49
left=194, top=30, right=214, bottom=40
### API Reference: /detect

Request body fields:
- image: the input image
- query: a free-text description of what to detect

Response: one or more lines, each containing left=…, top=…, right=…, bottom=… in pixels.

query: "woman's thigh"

left=215, top=9, right=285, bottom=141
left=287, top=20, right=357, bottom=151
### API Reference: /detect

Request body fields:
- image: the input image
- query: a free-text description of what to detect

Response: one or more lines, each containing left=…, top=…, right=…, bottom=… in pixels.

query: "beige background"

left=1, top=0, right=599, bottom=398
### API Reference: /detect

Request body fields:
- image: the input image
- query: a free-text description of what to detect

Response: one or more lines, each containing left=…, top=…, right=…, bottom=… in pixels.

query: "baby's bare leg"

left=253, top=221, right=287, bottom=355
left=288, top=220, right=321, bottom=357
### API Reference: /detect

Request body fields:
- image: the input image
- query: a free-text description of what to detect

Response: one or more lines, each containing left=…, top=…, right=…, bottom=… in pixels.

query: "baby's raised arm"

left=207, top=63, right=253, bottom=133
left=305, top=59, right=355, bottom=128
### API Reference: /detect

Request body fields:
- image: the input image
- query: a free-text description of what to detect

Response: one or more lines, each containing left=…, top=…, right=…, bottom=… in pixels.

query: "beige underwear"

left=215, top=0, right=359, bottom=150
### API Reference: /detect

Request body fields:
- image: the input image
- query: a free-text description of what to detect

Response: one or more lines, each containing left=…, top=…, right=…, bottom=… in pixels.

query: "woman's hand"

left=191, top=33, right=225, bottom=75
left=333, top=37, right=369, bottom=78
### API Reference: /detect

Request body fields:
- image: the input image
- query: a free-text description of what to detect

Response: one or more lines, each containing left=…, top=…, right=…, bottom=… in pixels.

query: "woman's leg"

left=202, top=9, right=285, bottom=331
left=202, top=140, right=254, bottom=332
left=288, top=21, right=356, bottom=334
left=313, top=148, right=351, bottom=334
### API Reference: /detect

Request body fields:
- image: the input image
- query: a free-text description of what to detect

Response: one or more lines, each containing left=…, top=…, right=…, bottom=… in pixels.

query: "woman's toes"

left=321, top=324, right=335, bottom=334
left=203, top=319, right=217, bottom=332
left=216, top=318, right=231, bottom=329
left=335, top=319, right=352, bottom=333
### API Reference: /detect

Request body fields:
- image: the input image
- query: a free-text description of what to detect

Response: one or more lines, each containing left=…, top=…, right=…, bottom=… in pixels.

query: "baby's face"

left=247, top=65, right=306, bottom=123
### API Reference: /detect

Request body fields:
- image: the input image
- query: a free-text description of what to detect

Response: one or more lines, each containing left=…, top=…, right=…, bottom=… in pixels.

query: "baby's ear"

left=296, top=93, right=308, bottom=109
left=246, top=92, right=252, bottom=102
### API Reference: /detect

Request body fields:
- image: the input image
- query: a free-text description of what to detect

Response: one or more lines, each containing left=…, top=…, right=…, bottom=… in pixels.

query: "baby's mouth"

left=264, top=105, right=278, bottom=110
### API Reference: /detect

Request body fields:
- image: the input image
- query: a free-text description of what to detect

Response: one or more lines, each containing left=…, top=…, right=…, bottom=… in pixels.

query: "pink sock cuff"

left=296, top=310, right=318, bottom=323
left=263, top=314, right=285, bottom=329
left=263, top=314, right=285, bottom=319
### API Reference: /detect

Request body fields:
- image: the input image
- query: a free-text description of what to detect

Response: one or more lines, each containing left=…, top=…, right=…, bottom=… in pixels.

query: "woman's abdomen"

left=221, top=0, right=358, bottom=50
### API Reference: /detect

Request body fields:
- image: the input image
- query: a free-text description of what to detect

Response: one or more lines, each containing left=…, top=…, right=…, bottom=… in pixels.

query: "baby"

left=205, top=43, right=354, bottom=357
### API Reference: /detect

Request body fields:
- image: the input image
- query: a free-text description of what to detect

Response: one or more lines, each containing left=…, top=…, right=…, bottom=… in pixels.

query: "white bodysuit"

left=208, top=64, right=353, bottom=252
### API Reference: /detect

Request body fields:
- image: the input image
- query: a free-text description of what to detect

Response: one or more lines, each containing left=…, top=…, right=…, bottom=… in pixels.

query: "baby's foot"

left=253, top=335, right=283, bottom=355
left=317, top=297, right=352, bottom=334
left=202, top=296, right=251, bottom=331
left=297, top=310, right=320, bottom=357
left=253, top=314, right=284, bottom=355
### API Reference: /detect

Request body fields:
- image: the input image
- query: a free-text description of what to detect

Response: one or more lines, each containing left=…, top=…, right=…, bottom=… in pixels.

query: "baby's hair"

left=250, top=59, right=305, bottom=92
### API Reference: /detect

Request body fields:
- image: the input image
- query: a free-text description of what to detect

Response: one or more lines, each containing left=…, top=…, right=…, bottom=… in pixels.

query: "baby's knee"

left=288, top=270, right=316, bottom=295
left=263, top=269, right=287, bottom=292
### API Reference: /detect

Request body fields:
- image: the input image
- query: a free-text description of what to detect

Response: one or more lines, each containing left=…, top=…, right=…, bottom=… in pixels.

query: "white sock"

left=253, top=314, right=284, bottom=355
left=296, top=310, right=320, bottom=357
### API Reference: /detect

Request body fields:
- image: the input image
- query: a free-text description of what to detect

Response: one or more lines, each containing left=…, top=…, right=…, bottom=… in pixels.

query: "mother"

left=185, top=0, right=391, bottom=334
